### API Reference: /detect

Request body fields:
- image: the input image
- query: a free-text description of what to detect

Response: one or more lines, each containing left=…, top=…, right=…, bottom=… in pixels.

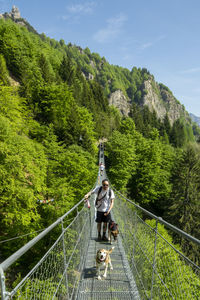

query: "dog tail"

left=108, top=246, right=115, bottom=254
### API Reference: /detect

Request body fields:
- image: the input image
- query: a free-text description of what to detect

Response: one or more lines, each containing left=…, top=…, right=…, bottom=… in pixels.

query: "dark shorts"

left=95, top=211, right=111, bottom=223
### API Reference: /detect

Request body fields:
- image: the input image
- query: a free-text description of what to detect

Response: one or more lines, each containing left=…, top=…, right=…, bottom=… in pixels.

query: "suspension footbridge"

left=0, top=148, right=200, bottom=299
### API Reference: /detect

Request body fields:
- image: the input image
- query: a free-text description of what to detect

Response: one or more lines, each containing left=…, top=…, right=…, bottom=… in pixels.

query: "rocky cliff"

left=108, top=79, right=191, bottom=125
left=143, top=79, right=190, bottom=125
left=108, top=90, right=131, bottom=117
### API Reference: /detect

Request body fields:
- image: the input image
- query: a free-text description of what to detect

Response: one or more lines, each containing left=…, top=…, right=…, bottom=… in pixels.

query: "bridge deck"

left=77, top=217, right=139, bottom=300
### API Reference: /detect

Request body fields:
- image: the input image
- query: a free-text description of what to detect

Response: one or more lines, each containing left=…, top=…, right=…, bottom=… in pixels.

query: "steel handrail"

left=0, top=197, right=85, bottom=272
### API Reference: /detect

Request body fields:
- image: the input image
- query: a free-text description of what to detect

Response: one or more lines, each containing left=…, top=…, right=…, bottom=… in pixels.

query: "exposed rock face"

left=82, top=72, right=94, bottom=80
left=143, top=79, right=190, bottom=125
left=109, top=90, right=131, bottom=116
left=143, top=80, right=166, bottom=120
left=88, top=73, right=94, bottom=80
left=108, top=80, right=190, bottom=125
left=90, top=61, right=95, bottom=69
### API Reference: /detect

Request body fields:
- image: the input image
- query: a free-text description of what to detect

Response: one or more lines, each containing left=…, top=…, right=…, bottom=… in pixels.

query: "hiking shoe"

left=102, top=235, right=109, bottom=241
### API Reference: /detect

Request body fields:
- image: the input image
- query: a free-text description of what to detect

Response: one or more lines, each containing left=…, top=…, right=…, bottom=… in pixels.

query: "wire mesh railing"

left=112, top=189, right=200, bottom=300
left=0, top=199, right=94, bottom=300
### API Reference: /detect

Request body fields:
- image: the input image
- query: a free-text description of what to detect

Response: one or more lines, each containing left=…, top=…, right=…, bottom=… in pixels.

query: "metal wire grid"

left=113, top=193, right=200, bottom=300
left=7, top=207, right=91, bottom=300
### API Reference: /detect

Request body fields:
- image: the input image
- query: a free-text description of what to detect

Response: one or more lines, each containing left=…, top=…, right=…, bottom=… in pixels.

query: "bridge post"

left=0, top=267, right=6, bottom=300
left=89, top=205, right=92, bottom=239
left=61, top=220, right=69, bottom=299
left=132, top=211, right=137, bottom=261
left=150, top=219, right=158, bottom=300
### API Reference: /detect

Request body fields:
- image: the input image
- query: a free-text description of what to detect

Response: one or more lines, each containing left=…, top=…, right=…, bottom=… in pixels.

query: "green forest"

left=0, top=16, right=200, bottom=283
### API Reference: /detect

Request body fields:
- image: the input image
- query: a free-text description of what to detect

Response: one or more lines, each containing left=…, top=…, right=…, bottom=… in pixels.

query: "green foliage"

left=0, top=116, right=47, bottom=256
left=166, top=144, right=200, bottom=263
left=0, top=18, right=62, bottom=89
left=170, top=119, right=195, bottom=147
left=144, top=220, right=200, bottom=299
left=0, top=53, right=10, bottom=85
left=106, top=128, right=137, bottom=191
left=39, top=129, right=98, bottom=223
left=0, top=86, right=26, bottom=131
left=106, top=124, right=175, bottom=212
left=130, top=134, right=172, bottom=206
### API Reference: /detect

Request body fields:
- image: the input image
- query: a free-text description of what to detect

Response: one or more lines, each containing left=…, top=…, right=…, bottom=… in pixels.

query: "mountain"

left=0, top=6, right=199, bottom=146
left=0, top=6, right=192, bottom=126
left=190, top=113, right=200, bottom=127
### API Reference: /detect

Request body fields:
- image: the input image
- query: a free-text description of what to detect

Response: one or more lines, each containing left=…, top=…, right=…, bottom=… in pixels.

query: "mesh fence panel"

left=7, top=206, right=91, bottom=300
left=113, top=191, right=200, bottom=300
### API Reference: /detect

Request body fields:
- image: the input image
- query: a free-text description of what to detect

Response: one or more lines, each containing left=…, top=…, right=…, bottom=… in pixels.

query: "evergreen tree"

left=167, top=144, right=200, bottom=263
left=130, top=102, right=144, bottom=133
left=38, top=53, right=54, bottom=83
left=170, top=119, right=187, bottom=147
left=106, top=129, right=137, bottom=192
left=59, top=55, right=75, bottom=84
left=163, top=114, right=171, bottom=136
left=0, top=53, right=10, bottom=85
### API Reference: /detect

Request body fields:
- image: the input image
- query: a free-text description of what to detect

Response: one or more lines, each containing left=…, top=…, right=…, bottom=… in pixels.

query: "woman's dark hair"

left=102, top=179, right=109, bottom=184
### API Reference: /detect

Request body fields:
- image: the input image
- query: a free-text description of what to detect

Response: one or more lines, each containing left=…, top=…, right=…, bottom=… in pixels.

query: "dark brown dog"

left=108, top=220, right=119, bottom=244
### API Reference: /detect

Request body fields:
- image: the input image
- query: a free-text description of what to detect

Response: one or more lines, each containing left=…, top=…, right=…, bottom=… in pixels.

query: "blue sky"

left=1, top=0, right=200, bottom=116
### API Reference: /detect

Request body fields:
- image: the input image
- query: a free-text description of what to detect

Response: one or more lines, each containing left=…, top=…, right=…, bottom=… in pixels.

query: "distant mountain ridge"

left=190, top=113, right=200, bottom=127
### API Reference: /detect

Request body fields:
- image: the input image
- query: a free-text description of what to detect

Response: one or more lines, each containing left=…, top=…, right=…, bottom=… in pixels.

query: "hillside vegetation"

left=0, top=17, right=200, bottom=273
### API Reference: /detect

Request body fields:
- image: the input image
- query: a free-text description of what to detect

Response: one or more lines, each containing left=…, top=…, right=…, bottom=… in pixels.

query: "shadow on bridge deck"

left=77, top=218, right=140, bottom=300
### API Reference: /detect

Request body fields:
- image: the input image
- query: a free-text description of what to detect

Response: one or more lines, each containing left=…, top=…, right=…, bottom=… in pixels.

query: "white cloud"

left=139, top=35, right=166, bottom=50
left=179, top=67, right=200, bottom=74
left=93, top=14, right=127, bottom=43
left=140, top=42, right=153, bottom=50
left=66, top=2, right=96, bottom=14
left=61, top=1, right=96, bottom=23
left=61, top=15, right=70, bottom=21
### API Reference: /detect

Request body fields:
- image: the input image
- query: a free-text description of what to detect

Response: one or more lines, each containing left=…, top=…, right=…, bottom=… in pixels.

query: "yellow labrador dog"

left=96, top=247, right=114, bottom=280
